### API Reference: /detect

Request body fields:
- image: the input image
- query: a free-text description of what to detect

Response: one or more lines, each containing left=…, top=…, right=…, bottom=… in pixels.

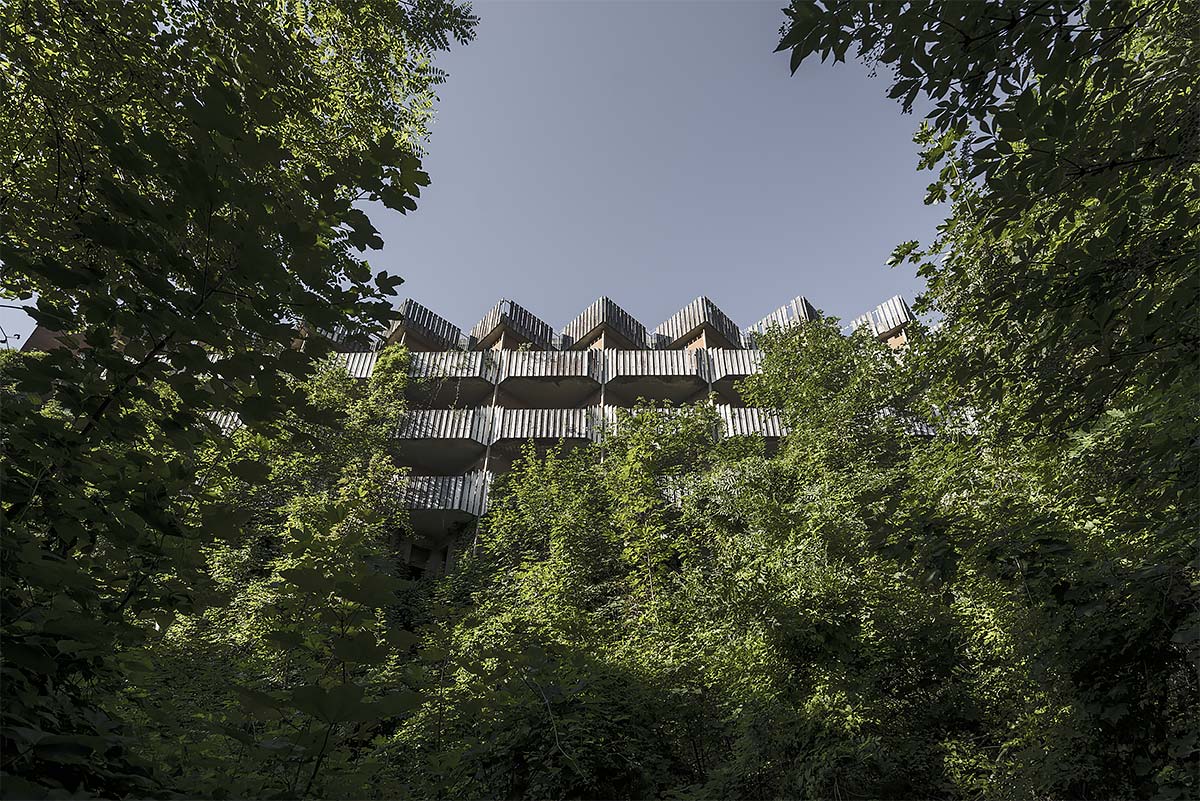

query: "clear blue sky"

left=373, top=0, right=944, bottom=333
left=1, top=1, right=946, bottom=348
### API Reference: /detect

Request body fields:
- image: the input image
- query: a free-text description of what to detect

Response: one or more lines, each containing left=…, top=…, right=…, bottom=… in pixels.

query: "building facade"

left=357, top=293, right=914, bottom=575
left=18, top=292, right=915, bottom=576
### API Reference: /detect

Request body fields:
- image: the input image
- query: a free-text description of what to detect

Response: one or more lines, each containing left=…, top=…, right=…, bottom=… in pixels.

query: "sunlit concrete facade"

left=365, top=293, right=914, bottom=575
left=19, top=292, right=915, bottom=577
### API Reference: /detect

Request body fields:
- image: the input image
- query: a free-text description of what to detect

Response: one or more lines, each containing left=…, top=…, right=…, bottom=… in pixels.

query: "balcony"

left=495, top=350, right=602, bottom=408
left=707, top=349, right=763, bottom=406
left=407, top=351, right=498, bottom=408
left=561, top=296, right=650, bottom=350
left=395, top=408, right=490, bottom=474
left=486, top=407, right=597, bottom=472
left=603, top=350, right=709, bottom=405
left=336, top=348, right=775, bottom=410
left=400, top=470, right=491, bottom=537
left=654, top=297, right=744, bottom=350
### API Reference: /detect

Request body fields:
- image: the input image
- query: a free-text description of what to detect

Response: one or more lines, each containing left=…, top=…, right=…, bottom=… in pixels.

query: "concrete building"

left=18, top=292, right=915, bottom=577
left=359, top=293, right=913, bottom=575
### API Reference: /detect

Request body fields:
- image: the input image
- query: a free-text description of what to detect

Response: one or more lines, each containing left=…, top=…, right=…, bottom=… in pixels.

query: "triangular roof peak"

left=654, top=296, right=743, bottom=349
left=470, top=298, right=557, bottom=349
left=744, top=296, right=819, bottom=344
left=561, top=296, right=649, bottom=349
left=383, top=298, right=467, bottom=350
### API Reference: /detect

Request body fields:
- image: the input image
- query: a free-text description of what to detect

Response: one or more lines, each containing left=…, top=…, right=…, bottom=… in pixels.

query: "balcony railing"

left=561, top=296, right=650, bottom=349
left=399, top=470, right=491, bottom=517
left=397, top=408, right=491, bottom=443
left=497, top=350, right=602, bottom=383
left=851, top=295, right=913, bottom=338
left=409, top=351, right=498, bottom=383
left=492, top=407, right=596, bottom=442
left=718, top=405, right=784, bottom=438
left=395, top=404, right=784, bottom=445
left=654, top=297, right=744, bottom=349
left=707, top=349, right=763, bottom=383
left=604, top=349, right=708, bottom=382
left=340, top=348, right=780, bottom=390
left=341, top=351, right=379, bottom=379
left=471, top=299, right=558, bottom=349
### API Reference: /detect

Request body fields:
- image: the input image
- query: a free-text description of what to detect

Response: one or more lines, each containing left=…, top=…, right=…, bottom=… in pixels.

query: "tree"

left=0, top=1, right=474, bottom=795
left=388, top=315, right=1196, bottom=798
left=776, top=0, right=1198, bottom=553
left=771, top=2, right=1199, bottom=794
left=119, top=346, right=432, bottom=799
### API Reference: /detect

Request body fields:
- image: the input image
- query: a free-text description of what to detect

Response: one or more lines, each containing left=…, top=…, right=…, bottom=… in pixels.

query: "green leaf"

left=279, top=566, right=330, bottom=594
left=290, top=683, right=366, bottom=723
left=229, top=459, right=270, bottom=482
left=332, top=632, right=388, bottom=665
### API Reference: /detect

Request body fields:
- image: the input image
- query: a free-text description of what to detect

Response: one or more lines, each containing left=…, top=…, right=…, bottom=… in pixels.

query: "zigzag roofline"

left=368, top=293, right=915, bottom=353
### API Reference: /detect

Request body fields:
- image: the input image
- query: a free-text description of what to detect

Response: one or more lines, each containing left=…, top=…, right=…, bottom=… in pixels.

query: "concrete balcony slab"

left=395, top=408, right=489, bottom=474
left=407, top=351, right=498, bottom=408
left=495, top=351, right=602, bottom=408
left=603, top=350, right=709, bottom=405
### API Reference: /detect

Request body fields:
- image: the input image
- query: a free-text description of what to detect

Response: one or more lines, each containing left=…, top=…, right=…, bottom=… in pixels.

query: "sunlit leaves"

left=775, top=2, right=1198, bottom=795
left=0, top=0, right=473, bottom=793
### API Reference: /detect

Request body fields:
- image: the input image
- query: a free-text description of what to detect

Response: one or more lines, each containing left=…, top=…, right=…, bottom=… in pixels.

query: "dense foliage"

left=119, top=346, right=434, bottom=799
left=2, top=0, right=1195, bottom=798
left=0, top=1, right=473, bottom=796
left=374, top=2, right=1198, bottom=796
left=774, top=3, right=1199, bottom=791
left=382, top=317, right=1195, bottom=799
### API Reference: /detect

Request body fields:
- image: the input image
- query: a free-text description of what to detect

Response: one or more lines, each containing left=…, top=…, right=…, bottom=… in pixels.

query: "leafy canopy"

left=0, top=1, right=473, bottom=796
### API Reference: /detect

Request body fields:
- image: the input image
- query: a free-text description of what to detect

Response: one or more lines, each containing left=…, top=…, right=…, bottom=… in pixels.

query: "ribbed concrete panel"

left=604, top=349, right=708, bottom=382
left=654, top=297, right=744, bottom=349
left=409, top=351, right=498, bottom=383
left=395, top=409, right=489, bottom=474
left=498, top=350, right=601, bottom=383
left=561, top=297, right=649, bottom=349
left=340, top=351, right=379, bottom=379
left=400, top=470, right=492, bottom=517
left=494, top=407, right=594, bottom=442
left=459, top=470, right=491, bottom=517
left=718, top=405, right=784, bottom=438
left=471, top=299, right=557, bottom=349
left=707, top=349, right=763, bottom=383
left=389, top=299, right=469, bottom=350
left=401, top=474, right=464, bottom=511
left=207, top=410, right=242, bottom=435
left=398, top=408, right=489, bottom=442
left=851, top=295, right=913, bottom=338
left=744, top=296, right=818, bottom=344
